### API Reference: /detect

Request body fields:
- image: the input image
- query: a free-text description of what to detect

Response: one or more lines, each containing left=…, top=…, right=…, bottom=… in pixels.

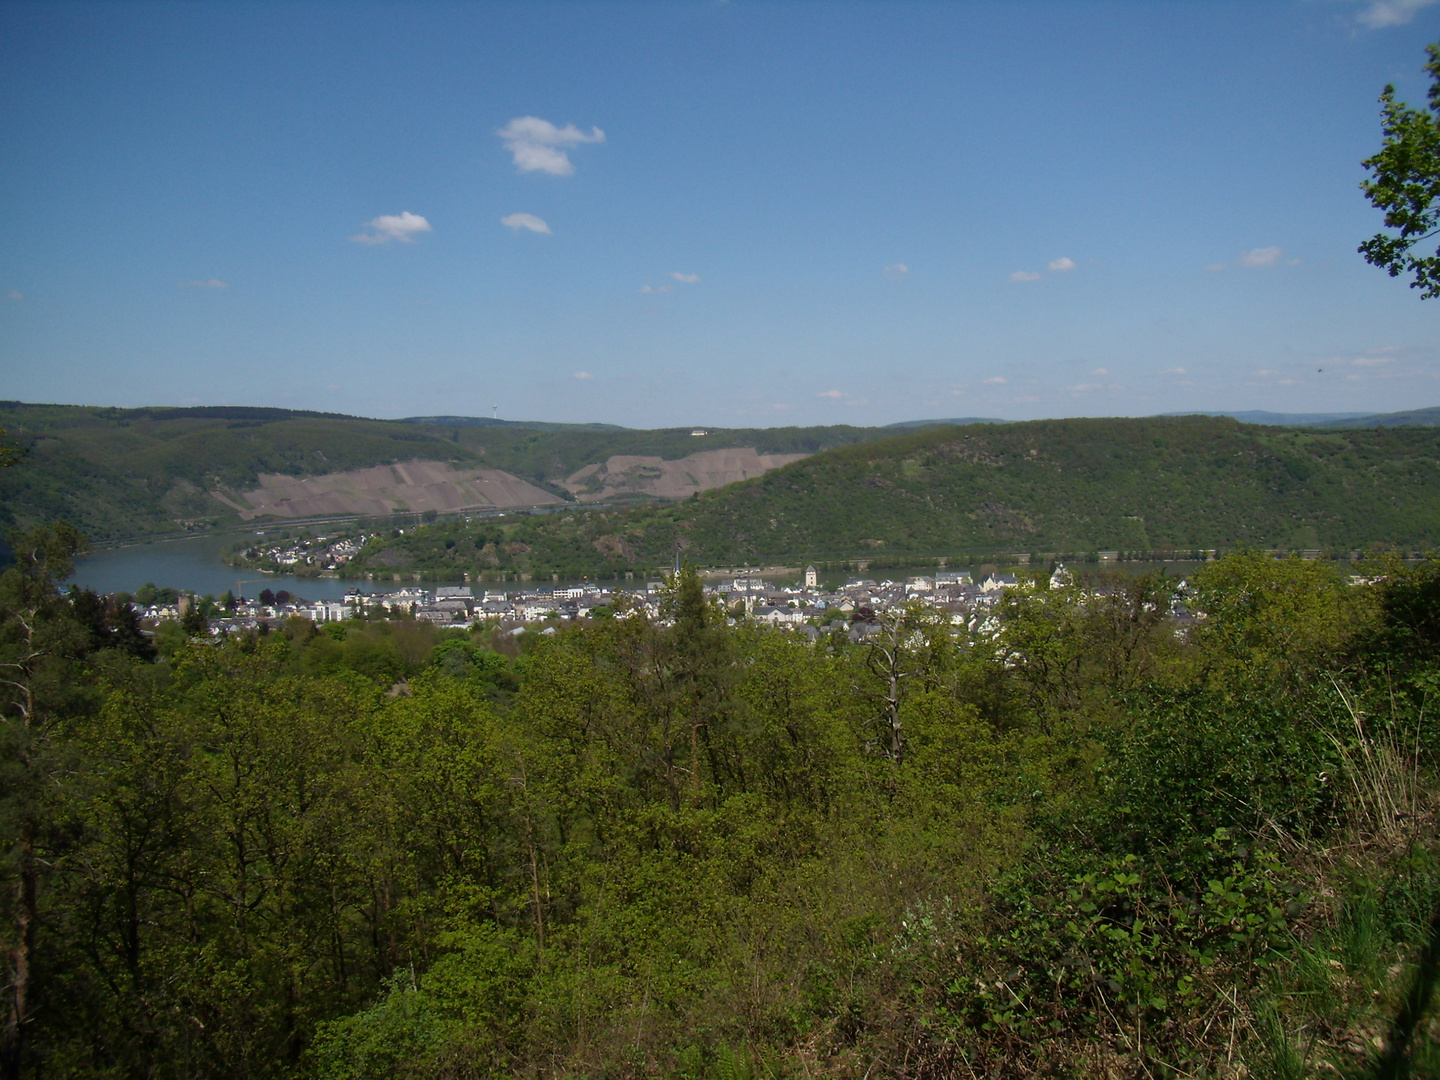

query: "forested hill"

left=0, top=403, right=881, bottom=540
left=347, top=415, right=1440, bottom=578
left=11, top=403, right=1440, bottom=554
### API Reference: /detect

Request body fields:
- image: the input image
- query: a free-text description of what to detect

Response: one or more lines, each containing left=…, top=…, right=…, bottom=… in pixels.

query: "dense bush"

left=4, top=540, right=1440, bottom=1076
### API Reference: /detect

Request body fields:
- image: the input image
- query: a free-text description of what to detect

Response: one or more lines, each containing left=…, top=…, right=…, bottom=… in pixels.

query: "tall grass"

left=1326, top=679, right=1425, bottom=849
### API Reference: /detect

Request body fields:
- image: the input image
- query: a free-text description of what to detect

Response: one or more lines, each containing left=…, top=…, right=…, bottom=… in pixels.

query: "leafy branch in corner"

left=1360, top=43, right=1440, bottom=298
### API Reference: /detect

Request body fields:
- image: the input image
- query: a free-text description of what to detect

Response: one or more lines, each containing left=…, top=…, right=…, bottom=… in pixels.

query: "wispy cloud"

left=572, top=371, right=594, bottom=380
left=1356, top=0, right=1439, bottom=28
left=497, top=116, right=605, bottom=176
left=639, top=283, right=672, bottom=294
left=983, top=376, right=1008, bottom=385
left=4, top=289, right=22, bottom=301
left=1237, top=246, right=1284, bottom=268
left=352, top=211, right=432, bottom=245
left=1213, top=246, right=1300, bottom=270
left=183, top=278, right=228, bottom=289
left=883, top=263, right=909, bottom=280
left=814, top=389, right=871, bottom=406
left=1090, top=367, right=1109, bottom=377
left=671, top=272, right=700, bottom=284
left=1066, top=383, right=1102, bottom=394
left=1163, top=366, right=1187, bottom=375
left=1353, top=354, right=1398, bottom=366
left=501, top=212, right=552, bottom=235
left=1010, top=259, right=1075, bottom=282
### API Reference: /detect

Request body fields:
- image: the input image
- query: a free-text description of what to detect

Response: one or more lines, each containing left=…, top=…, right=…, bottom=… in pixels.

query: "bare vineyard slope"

left=227, top=460, right=564, bottom=518
left=564, top=448, right=809, bottom=501
left=0, top=403, right=882, bottom=540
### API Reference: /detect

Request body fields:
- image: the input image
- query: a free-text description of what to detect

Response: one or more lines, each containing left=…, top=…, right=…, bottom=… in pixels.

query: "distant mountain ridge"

left=1164, top=410, right=1370, bottom=426
left=1164, top=407, right=1440, bottom=428
left=346, top=414, right=1440, bottom=579
left=400, top=415, right=629, bottom=431
left=10, top=400, right=1440, bottom=546
left=0, top=403, right=886, bottom=541
left=884, top=417, right=1005, bottom=428
left=1318, top=406, right=1440, bottom=428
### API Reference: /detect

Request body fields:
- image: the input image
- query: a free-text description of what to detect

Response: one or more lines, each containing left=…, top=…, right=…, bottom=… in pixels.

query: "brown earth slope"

left=217, top=460, right=563, bottom=519
left=564, top=447, right=807, bottom=502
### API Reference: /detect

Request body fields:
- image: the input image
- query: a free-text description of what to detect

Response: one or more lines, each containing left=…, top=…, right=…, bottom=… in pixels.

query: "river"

left=65, top=532, right=1212, bottom=601
left=67, top=532, right=399, bottom=601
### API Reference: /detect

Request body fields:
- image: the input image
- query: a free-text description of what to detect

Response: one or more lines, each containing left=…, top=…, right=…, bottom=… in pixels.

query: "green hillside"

left=344, top=415, right=1440, bottom=579
left=0, top=404, right=481, bottom=540
left=0, top=403, right=881, bottom=541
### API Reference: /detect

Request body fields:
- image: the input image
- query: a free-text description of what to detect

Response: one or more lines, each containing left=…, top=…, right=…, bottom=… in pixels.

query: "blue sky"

left=3, top=0, right=1440, bottom=428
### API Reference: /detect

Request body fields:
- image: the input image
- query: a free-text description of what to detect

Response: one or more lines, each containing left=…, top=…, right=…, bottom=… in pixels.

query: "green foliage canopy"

left=1361, top=43, right=1440, bottom=297
left=6, top=548, right=1440, bottom=1075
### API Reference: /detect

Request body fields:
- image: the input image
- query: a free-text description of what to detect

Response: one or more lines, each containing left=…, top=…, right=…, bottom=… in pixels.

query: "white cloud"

left=572, top=371, right=593, bottom=380
left=1048, top=257, right=1076, bottom=272
left=983, top=376, right=1008, bottom=385
left=671, top=272, right=700, bottom=284
left=883, top=263, right=909, bottom=280
left=1009, top=270, right=1041, bottom=282
left=497, top=116, right=605, bottom=176
left=4, top=289, right=22, bottom=301
left=352, top=211, right=432, bottom=245
left=1238, top=246, right=1283, bottom=268
left=639, top=283, right=672, bottom=294
left=818, top=389, right=846, bottom=399
left=1066, top=383, right=1102, bottom=394
left=183, top=278, right=228, bottom=289
left=501, top=212, right=552, bottom=235
left=1354, top=355, right=1398, bottom=366
left=1357, top=0, right=1439, bottom=27
left=1090, top=367, right=1109, bottom=377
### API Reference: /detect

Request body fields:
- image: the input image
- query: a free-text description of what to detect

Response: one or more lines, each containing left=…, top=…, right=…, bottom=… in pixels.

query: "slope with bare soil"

left=221, top=460, right=563, bottom=519
left=564, top=447, right=808, bottom=502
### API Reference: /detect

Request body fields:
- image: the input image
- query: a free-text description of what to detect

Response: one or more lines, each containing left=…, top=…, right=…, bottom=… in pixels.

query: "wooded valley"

left=5, top=522, right=1440, bottom=1077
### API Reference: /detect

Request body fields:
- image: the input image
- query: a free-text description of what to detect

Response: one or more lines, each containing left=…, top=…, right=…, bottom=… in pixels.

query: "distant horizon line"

left=3, top=399, right=1431, bottom=431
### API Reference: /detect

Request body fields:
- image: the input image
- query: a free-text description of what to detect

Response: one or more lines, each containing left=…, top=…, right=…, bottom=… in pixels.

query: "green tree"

left=0, top=523, right=86, bottom=1078
left=857, top=600, right=954, bottom=763
left=0, top=431, right=21, bottom=469
left=1360, top=43, right=1440, bottom=297
left=995, top=569, right=1182, bottom=734
left=1189, top=551, right=1365, bottom=686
